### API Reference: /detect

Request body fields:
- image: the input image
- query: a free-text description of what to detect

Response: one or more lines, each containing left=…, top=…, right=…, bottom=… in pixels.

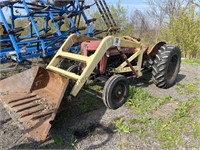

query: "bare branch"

left=190, top=0, right=200, bottom=7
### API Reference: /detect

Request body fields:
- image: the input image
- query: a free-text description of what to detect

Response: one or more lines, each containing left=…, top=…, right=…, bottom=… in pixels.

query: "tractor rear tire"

left=103, top=74, right=129, bottom=110
left=152, top=44, right=181, bottom=88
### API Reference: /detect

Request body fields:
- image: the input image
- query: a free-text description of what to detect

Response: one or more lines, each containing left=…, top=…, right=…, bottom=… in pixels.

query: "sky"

left=89, top=0, right=149, bottom=12
left=105, top=0, right=148, bottom=10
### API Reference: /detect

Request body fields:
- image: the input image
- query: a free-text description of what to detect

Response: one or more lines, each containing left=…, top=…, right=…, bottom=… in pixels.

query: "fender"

left=148, top=41, right=166, bottom=60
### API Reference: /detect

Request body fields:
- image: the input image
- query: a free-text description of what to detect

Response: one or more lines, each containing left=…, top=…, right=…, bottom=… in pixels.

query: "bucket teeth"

left=10, top=97, right=40, bottom=108
left=0, top=66, right=69, bottom=142
left=18, top=105, right=45, bottom=119
left=15, top=102, right=40, bottom=113
left=31, top=111, right=53, bottom=121
left=8, top=94, right=37, bottom=104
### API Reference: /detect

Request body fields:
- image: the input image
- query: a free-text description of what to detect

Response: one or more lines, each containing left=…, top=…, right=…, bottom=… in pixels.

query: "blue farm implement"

left=0, top=0, right=119, bottom=62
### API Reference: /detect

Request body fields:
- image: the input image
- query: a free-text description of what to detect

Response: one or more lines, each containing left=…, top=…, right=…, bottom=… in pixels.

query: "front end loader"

left=0, top=34, right=181, bottom=142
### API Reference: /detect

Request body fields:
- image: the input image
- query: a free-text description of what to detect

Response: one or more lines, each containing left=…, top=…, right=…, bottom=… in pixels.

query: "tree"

left=130, top=10, right=153, bottom=43
left=160, top=5, right=200, bottom=58
left=146, top=0, right=191, bottom=26
left=145, top=0, right=200, bottom=58
left=109, top=0, right=128, bottom=31
left=190, top=0, right=200, bottom=7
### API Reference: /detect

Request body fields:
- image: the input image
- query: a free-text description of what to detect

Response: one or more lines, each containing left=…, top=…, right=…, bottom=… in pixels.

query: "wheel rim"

left=167, top=54, right=178, bottom=80
left=111, top=82, right=126, bottom=103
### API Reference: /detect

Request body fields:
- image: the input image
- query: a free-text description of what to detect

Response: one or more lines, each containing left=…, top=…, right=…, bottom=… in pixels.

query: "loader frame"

left=47, top=34, right=145, bottom=97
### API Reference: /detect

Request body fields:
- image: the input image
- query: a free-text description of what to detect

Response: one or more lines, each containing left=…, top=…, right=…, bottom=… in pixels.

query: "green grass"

left=192, top=122, right=200, bottom=139
left=84, top=84, right=103, bottom=91
left=152, top=97, right=200, bottom=149
left=125, top=86, right=200, bottom=149
left=118, top=145, right=122, bottom=150
left=56, top=109, right=72, bottom=122
left=114, top=118, right=133, bottom=133
left=129, top=117, right=151, bottom=137
left=126, top=86, right=173, bottom=114
left=190, top=97, right=200, bottom=139
left=182, top=58, right=200, bottom=66
left=0, top=72, right=7, bottom=79
left=55, top=90, right=101, bottom=124
left=130, top=117, right=151, bottom=124
left=67, top=136, right=78, bottom=150
left=78, top=85, right=102, bottom=112
left=56, top=92, right=100, bottom=123
left=53, top=135, right=64, bottom=146
left=153, top=118, right=185, bottom=148
left=192, top=97, right=200, bottom=116
left=176, top=82, right=199, bottom=95
left=79, top=95, right=100, bottom=112
left=0, top=67, right=24, bottom=79
left=80, top=84, right=103, bottom=112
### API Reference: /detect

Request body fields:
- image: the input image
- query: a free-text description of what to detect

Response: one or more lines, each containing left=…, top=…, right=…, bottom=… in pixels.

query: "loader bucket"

left=0, top=66, right=69, bottom=142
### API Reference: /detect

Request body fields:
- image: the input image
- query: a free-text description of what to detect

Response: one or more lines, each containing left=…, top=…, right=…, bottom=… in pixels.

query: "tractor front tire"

left=152, top=44, right=181, bottom=88
left=103, top=74, right=129, bottom=110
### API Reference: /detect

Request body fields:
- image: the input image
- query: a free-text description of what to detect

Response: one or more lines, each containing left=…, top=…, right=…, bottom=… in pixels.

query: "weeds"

left=56, top=109, right=71, bottom=122
left=182, top=58, right=200, bottom=66
left=118, top=145, right=122, bottom=150
left=125, top=95, right=200, bottom=149
left=176, top=82, right=199, bottom=94
left=152, top=97, right=200, bottom=149
left=0, top=72, right=7, bottom=79
left=191, top=97, right=200, bottom=116
left=114, top=118, right=133, bottom=133
left=130, top=117, right=151, bottom=137
left=79, top=94, right=100, bottom=112
left=53, top=135, right=64, bottom=146
left=126, top=86, right=173, bottom=114
left=153, top=118, right=184, bottom=148
left=192, top=122, right=200, bottom=139
left=130, top=117, right=151, bottom=124
left=68, top=136, right=78, bottom=150
left=84, top=84, right=103, bottom=91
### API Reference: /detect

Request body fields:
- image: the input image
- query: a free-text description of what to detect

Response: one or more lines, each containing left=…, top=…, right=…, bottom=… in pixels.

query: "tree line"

left=95, top=0, right=200, bottom=59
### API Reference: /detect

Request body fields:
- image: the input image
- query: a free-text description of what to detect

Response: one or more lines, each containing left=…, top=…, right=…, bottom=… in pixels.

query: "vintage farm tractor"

left=0, top=34, right=181, bottom=142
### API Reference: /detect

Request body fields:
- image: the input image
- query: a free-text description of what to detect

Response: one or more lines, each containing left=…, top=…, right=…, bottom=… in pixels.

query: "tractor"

left=0, top=34, right=181, bottom=142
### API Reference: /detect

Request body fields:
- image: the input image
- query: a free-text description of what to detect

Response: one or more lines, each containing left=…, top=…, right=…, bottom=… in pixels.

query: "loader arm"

left=47, top=34, right=142, bottom=97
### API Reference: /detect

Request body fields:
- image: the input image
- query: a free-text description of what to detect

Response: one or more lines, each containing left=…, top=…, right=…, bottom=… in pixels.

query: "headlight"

left=106, top=51, right=110, bottom=57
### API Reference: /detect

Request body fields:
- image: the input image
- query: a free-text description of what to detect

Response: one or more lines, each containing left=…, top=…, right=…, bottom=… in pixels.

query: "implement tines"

left=95, top=0, right=119, bottom=35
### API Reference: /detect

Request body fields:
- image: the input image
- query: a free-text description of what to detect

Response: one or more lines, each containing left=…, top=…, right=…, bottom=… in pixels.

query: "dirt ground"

left=0, top=61, right=200, bottom=150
